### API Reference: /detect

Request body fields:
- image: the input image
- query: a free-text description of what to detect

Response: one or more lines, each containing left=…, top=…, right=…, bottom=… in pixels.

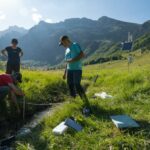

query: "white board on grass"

left=53, top=121, right=68, bottom=135
left=94, top=92, right=113, bottom=99
left=110, top=115, right=140, bottom=129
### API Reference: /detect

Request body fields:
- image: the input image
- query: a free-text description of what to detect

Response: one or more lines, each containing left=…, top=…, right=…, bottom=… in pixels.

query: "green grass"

left=11, top=52, right=150, bottom=149
left=0, top=70, right=68, bottom=137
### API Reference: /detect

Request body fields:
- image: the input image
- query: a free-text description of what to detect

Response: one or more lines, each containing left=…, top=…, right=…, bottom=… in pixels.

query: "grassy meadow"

left=0, top=71, right=67, bottom=110
left=1, top=51, right=150, bottom=149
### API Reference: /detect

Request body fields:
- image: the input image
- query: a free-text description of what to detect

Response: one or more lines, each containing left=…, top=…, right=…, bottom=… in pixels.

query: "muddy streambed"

left=0, top=103, right=63, bottom=149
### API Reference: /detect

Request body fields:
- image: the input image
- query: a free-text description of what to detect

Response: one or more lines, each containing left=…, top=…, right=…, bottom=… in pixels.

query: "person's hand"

left=2, top=54, right=8, bottom=59
left=63, top=74, right=66, bottom=80
left=66, top=59, right=74, bottom=63
left=21, top=92, right=25, bottom=97
left=18, top=92, right=25, bottom=97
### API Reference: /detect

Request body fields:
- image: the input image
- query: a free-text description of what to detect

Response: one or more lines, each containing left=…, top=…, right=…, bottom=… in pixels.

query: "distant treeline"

left=84, top=55, right=123, bottom=65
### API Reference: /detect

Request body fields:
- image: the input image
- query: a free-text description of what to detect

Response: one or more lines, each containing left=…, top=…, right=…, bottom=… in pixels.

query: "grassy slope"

left=0, top=70, right=67, bottom=122
left=16, top=52, right=150, bottom=150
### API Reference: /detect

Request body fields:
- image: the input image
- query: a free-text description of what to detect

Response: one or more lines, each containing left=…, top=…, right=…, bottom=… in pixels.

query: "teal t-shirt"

left=65, top=43, right=82, bottom=70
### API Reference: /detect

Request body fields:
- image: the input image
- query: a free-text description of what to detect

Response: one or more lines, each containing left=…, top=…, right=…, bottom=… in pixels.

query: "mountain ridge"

left=0, top=16, right=150, bottom=65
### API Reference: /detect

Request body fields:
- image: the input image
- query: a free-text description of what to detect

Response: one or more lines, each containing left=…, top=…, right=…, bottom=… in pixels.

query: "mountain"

left=19, top=17, right=141, bottom=65
left=133, top=33, right=150, bottom=50
left=0, top=26, right=27, bottom=38
left=0, top=16, right=150, bottom=65
left=0, top=26, right=28, bottom=49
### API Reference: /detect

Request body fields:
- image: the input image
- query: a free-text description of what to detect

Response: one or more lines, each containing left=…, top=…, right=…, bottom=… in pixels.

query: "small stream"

left=23, top=103, right=62, bottom=128
left=0, top=103, right=63, bottom=150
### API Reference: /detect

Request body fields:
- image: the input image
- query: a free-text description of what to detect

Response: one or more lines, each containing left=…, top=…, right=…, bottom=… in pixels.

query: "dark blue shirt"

left=5, top=46, right=22, bottom=64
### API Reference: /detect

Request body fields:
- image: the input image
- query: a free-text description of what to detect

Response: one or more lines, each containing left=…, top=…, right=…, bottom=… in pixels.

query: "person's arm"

left=66, top=51, right=85, bottom=63
left=10, top=90, right=20, bottom=114
left=19, top=49, right=23, bottom=57
left=8, top=83, right=24, bottom=114
left=63, top=64, right=67, bottom=80
left=1, top=49, right=7, bottom=57
left=8, top=83, right=24, bottom=96
left=20, top=50, right=23, bottom=57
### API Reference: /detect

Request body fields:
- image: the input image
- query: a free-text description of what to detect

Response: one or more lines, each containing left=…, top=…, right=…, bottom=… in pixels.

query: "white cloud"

left=32, top=13, right=42, bottom=23
left=0, top=11, right=6, bottom=20
left=45, top=18, right=53, bottom=23
left=31, top=7, right=38, bottom=12
left=31, top=7, right=43, bottom=24
left=19, top=7, right=29, bottom=17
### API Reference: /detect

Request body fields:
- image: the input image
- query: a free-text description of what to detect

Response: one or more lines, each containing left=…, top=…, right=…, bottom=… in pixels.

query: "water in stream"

left=0, top=103, right=63, bottom=149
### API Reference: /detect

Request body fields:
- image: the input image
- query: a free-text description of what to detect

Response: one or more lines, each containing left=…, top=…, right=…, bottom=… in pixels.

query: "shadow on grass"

left=118, top=120, right=150, bottom=149
left=121, top=120, right=150, bottom=139
left=89, top=103, right=124, bottom=121
left=17, top=123, right=50, bottom=150
left=90, top=103, right=150, bottom=141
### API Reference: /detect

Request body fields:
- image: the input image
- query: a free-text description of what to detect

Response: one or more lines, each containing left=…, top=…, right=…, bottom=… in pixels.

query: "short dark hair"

left=11, top=38, right=18, bottom=44
left=59, top=35, right=70, bottom=46
left=61, top=35, right=69, bottom=41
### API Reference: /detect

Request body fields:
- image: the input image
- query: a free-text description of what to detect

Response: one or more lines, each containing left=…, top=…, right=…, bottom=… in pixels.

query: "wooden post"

left=128, top=61, right=130, bottom=73
left=23, top=98, right=26, bottom=124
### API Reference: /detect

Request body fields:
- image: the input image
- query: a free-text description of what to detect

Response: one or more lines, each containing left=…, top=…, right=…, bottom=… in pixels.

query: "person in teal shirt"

left=65, top=42, right=82, bottom=70
left=59, top=35, right=91, bottom=116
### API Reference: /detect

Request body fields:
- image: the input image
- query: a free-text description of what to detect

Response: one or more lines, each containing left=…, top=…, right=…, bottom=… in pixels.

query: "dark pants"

left=0, top=86, right=10, bottom=117
left=6, top=62, right=20, bottom=74
left=0, top=87, right=21, bottom=119
left=67, top=70, right=90, bottom=107
left=0, top=86, right=10, bottom=100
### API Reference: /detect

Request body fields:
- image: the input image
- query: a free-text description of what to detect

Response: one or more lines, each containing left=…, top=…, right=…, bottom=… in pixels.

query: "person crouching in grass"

left=0, top=72, right=24, bottom=116
left=59, top=35, right=91, bottom=116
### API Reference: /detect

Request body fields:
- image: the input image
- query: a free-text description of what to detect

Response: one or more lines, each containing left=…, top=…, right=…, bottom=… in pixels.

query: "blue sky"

left=0, top=0, right=150, bottom=30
